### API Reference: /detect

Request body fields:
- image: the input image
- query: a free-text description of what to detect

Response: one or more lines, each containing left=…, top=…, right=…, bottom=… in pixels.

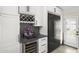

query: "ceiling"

left=60, top=6, right=79, bottom=16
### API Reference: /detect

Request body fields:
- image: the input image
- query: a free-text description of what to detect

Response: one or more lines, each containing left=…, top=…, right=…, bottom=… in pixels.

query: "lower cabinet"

left=38, top=37, right=48, bottom=53
left=22, top=37, right=48, bottom=53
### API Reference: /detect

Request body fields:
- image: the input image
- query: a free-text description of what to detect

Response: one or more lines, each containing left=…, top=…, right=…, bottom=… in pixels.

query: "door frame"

left=47, top=11, right=63, bottom=44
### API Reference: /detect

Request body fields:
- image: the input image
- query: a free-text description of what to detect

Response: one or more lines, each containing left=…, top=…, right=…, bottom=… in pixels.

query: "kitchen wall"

left=40, top=7, right=48, bottom=35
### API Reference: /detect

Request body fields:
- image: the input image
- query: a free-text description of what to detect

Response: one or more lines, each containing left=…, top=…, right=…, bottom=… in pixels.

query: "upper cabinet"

left=19, top=6, right=43, bottom=26
left=0, top=6, right=18, bottom=15
left=18, top=6, right=26, bottom=14
left=19, top=6, right=28, bottom=14
left=46, top=6, right=62, bottom=15
left=30, top=6, right=43, bottom=26
left=18, top=6, right=35, bottom=15
left=54, top=7, right=62, bottom=15
left=18, top=6, right=62, bottom=26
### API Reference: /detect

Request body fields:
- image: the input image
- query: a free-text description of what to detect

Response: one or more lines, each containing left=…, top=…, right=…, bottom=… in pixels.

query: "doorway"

left=64, top=16, right=79, bottom=48
left=48, top=12, right=61, bottom=52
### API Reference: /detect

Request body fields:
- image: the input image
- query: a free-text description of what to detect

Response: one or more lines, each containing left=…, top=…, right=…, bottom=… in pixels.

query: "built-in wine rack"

left=22, top=41, right=37, bottom=53
left=20, top=14, right=35, bottom=23
left=20, top=14, right=38, bottom=53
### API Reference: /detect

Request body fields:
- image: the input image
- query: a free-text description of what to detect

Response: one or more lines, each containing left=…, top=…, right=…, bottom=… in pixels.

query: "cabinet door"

left=0, top=15, right=20, bottom=53
left=54, top=7, right=62, bottom=15
left=38, top=37, right=47, bottom=53
left=30, top=6, right=43, bottom=26
left=19, top=6, right=27, bottom=14
left=46, top=6, right=62, bottom=15
left=0, top=6, right=18, bottom=15
left=19, top=6, right=35, bottom=14
left=35, top=7, right=43, bottom=26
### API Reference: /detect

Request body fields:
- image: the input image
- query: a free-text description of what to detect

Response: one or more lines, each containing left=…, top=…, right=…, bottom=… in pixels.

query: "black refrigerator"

left=48, top=13, right=61, bottom=53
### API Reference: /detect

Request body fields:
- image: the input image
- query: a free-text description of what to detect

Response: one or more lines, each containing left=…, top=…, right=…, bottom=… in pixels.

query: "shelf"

left=20, top=21, right=35, bottom=23
left=24, top=42, right=37, bottom=53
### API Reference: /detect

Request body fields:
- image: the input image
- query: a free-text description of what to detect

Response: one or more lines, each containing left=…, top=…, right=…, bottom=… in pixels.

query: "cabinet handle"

left=54, top=8, right=56, bottom=12
left=41, top=44, right=46, bottom=46
left=41, top=39, right=45, bottom=41
left=18, top=34, right=20, bottom=42
left=26, top=6, right=30, bottom=12
left=41, top=50, right=46, bottom=53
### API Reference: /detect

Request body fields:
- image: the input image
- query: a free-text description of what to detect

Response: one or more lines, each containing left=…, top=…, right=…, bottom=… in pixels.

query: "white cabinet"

left=46, top=6, right=62, bottom=15
left=19, top=6, right=27, bottom=14
left=19, top=6, right=43, bottom=26
left=19, top=6, right=34, bottom=14
left=31, top=6, right=43, bottom=26
left=54, top=7, right=62, bottom=15
left=0, top=14, right=20, bottom=53
left=0, top=6, right=18, bottom=15
left=38, top=37, right=47, bottom=53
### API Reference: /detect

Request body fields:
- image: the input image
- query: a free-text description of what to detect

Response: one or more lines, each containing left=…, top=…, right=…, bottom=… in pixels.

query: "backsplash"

left=20, top=23, right=40, bottom=39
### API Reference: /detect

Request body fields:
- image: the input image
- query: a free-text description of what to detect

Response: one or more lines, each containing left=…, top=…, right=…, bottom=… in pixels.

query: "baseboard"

left=63, top=44, right=78, bottom=49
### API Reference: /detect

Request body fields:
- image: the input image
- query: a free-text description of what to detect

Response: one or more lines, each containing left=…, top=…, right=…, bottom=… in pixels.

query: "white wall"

left=40, top=7, right=48, bottom=35
left=63, top=8, right=79, bottom=17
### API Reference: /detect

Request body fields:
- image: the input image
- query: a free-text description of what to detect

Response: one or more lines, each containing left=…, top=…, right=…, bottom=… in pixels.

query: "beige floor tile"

left=52, top=45, right=78, bottom=53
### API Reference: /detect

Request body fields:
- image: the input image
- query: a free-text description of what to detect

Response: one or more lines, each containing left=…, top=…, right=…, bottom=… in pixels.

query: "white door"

left=64, top=16, right=79, bottom=48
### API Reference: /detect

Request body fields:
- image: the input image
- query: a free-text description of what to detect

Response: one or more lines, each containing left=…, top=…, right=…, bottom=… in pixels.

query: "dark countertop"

left=20, top=34, right=47, bottom=44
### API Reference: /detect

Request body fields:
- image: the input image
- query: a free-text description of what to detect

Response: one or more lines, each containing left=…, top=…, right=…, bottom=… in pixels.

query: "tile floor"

left=52, top=45, right=79, bottom=53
